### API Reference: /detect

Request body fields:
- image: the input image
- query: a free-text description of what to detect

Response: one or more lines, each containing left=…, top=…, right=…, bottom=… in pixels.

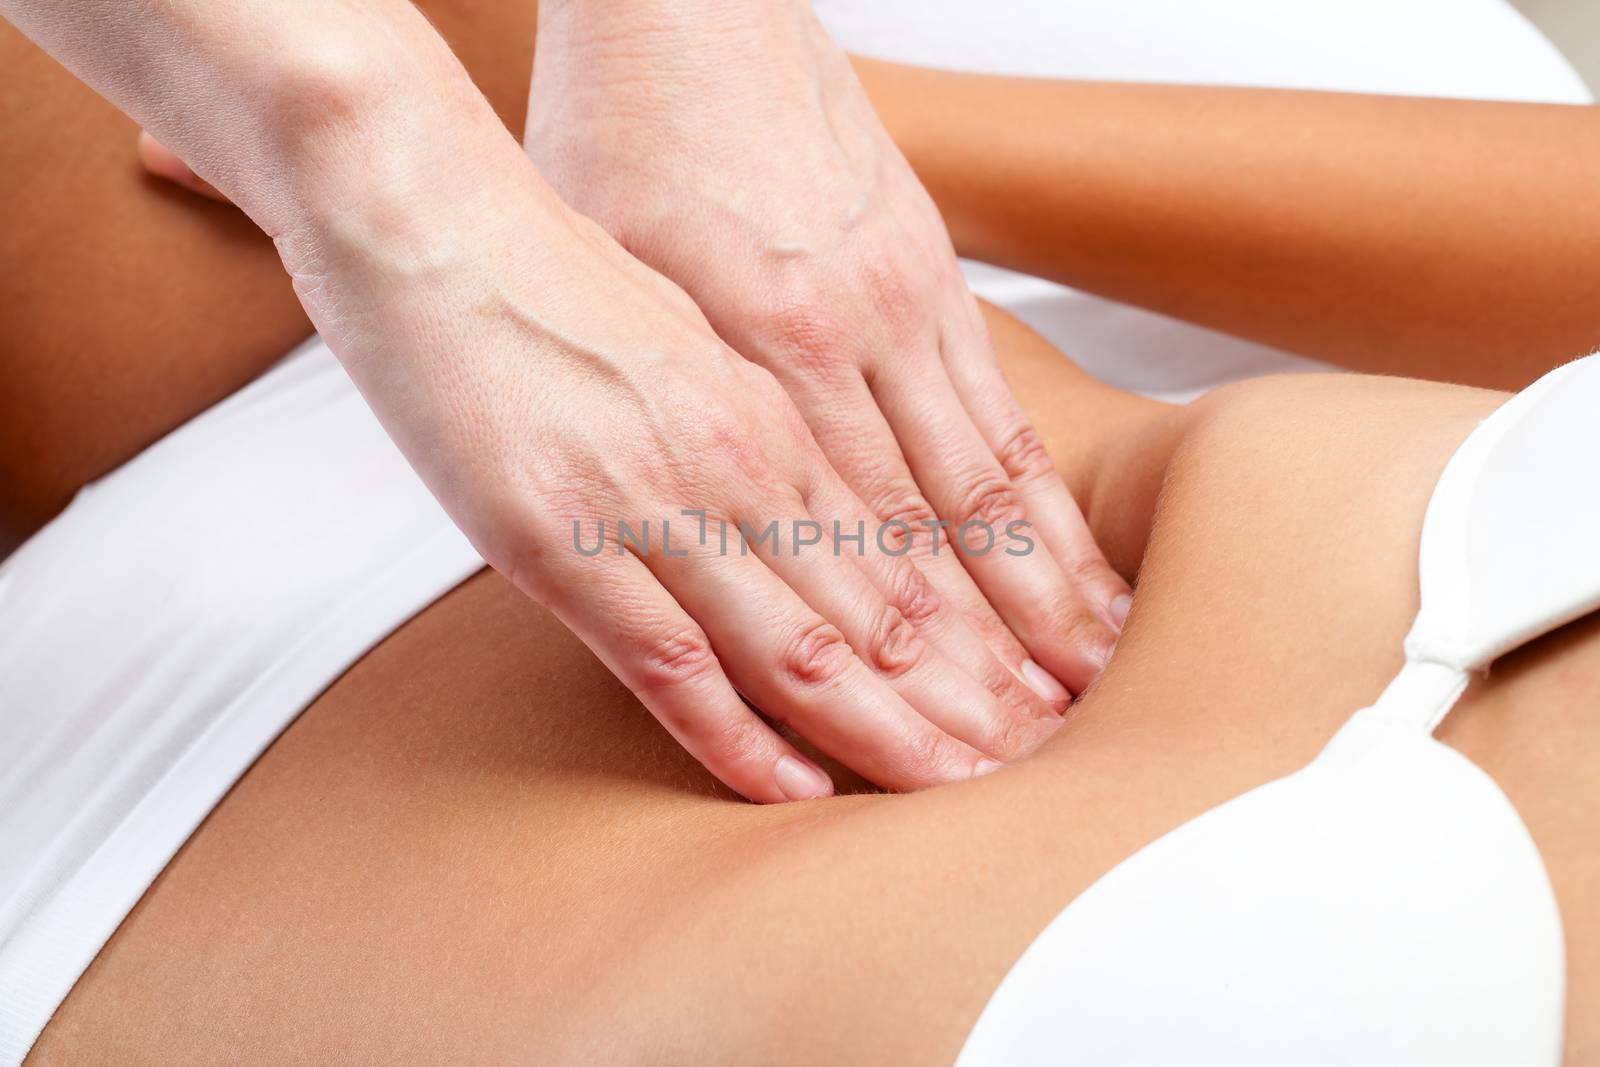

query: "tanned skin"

left=4, top=9, right=1596, bottom=1064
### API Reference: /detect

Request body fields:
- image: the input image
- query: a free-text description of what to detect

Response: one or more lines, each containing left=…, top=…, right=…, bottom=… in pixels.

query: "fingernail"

left=1108, top=593, right=1133, bottom=631
left=775, top=754, right=833, bottom=801
left=1020, top=658, right=1071, bottom=704
left=974, top=758, right=1003, bottom=777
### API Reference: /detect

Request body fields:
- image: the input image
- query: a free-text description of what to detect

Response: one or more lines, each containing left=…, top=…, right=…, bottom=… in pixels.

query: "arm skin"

left=856, top=59, right=1600, bottom=390
left=0, top=2, right=1077, bottom=801
left=0, top=0, right=506, bottom=245
left=525, top=0, right=1131, bottom=695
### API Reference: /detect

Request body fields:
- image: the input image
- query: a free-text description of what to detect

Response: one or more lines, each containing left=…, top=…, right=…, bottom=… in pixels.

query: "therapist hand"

left=526, top=0, right=1132, bottom=695
left=136, top=67, right=1061, bottom=801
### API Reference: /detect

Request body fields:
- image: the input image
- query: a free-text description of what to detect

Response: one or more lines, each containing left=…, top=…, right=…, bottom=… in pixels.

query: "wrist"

left=238, top=32, right=484, bottom=228
left=529, top=0, right=841, bottom=150
left=537, top=0, right=810, bottom=40
left=848, top=58, right=986, bottom=256
left=263, top=61, right=571, bottom=339
left=534, top=0, right=817, bottom=83
left=274, top=122, right=559, bottom=307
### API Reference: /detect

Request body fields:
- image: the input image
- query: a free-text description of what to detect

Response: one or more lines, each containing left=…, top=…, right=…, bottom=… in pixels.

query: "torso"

left=7, top=6, right=1597, bottom=1060
left=32, top=368, right=1600, bottom=1065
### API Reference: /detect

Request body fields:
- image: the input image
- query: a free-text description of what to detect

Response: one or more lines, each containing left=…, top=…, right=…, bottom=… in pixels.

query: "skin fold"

left=2, top=8, right=1597, bottom=1064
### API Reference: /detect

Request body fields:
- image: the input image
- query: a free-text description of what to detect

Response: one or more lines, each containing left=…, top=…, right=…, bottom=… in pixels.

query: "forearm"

left=529, top=0, right=846, bottom=150
left=2, top=0, right=519, bottom=244
left=859, top=59, right=1600, bottom=389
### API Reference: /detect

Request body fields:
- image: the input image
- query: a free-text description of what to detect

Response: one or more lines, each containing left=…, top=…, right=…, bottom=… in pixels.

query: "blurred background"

left=1512, top=0, right=1599, bottom=90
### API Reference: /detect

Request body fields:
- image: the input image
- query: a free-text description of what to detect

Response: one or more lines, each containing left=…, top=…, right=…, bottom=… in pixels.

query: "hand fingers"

left=137, top=131, right=229, bottom=202
left=747, top=486, right=1060, bottom=761
left=940, top=289, right=1134, bottom=629
left=796, top=467, right=1067, bottom=729
left=636, top=521, right=1000, bottom=791
left=517, top=541, right=834, bottom=804
left=779, top=371, right=1039, bottom=674
left=869, top=355, right=1120, bottom=695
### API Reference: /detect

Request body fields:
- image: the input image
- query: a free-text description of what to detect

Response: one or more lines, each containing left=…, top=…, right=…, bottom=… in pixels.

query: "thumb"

left=137, top=131, right=229, bottom=203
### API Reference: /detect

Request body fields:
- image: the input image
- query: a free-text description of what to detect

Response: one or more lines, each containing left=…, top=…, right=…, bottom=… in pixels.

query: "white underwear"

left=0, top=339, right=482, bottom=1061
left=7, top=347, right=1592, bottom=1067
left=0, top=1, right=1589, bottom=1061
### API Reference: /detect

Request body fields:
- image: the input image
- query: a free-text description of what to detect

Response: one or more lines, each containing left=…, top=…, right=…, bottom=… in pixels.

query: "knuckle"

left=698, top=417, right=781, bottom=492
left=972, top=607, right=1017, bottom=650
left=1043, top=597, right=1113, bottom=651
left=865, top=604, right=926, bottom=680
left=861, top=258, right=924, bottom=341
left=896, top=728, right=966, bottom=789
left=979, top=712, right=1033, bottom=763
left=877, top=492, right=940, bottom=554
left=994, top=423, right=1056, bottom=484
left=766, top=300, right=849, bottom=375
left=693, top=714, right=772, bottom=771
left=954, top=475, right=1024, bottom=529
left=986, top=665, right=1038, bottom=717
left=632, top=624, right=720, bottom=693
left=886, top=561, right=943, bottom=627
left=686, top=393, right=746, bottom=448
left=880, top=495, right=939, bottom=528
left=779, top=619, right=855, bottom=688
left=1065, top=551, right=1118, bottom=591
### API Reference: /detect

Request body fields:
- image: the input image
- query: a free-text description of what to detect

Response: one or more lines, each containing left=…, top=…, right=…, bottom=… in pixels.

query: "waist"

left=0, top=335, right=482, bottom=1060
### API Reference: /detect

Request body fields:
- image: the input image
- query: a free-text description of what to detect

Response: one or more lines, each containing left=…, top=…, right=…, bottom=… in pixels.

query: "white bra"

left=957, top=355, right=1600, bottom=1065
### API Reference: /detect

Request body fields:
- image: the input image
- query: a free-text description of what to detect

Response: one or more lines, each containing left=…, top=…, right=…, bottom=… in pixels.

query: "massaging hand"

left=525, top=0, right=1133, bottom=696
left=134, top=60, right=1064, bottom=805
left=312, top=164, right=1077, bottom=801
left=118, top=0, right=1080, bottom=800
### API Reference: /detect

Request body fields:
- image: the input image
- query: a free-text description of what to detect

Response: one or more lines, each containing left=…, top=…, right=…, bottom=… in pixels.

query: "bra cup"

left=954, top=718, right=1565, bottom=1066
left=958, top=356, right=1600, bottom=1065
left=1410, top=355, right=1600, bottom=669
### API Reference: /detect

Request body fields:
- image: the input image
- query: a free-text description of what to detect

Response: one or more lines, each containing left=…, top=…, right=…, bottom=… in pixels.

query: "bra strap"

left=1366, top=657, right=1470, bottom=734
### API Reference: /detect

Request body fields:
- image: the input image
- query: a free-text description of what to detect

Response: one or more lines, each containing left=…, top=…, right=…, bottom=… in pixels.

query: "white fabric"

left=0, top=3, right=1589, bottom=1062
left=0, top=340, right=484, bottom=1063
left=1410, top=372, right=1600, bottom=669
left=955, top=356, right=1600, bottom=1066
left=816, top=0, right=1594, bottom=402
